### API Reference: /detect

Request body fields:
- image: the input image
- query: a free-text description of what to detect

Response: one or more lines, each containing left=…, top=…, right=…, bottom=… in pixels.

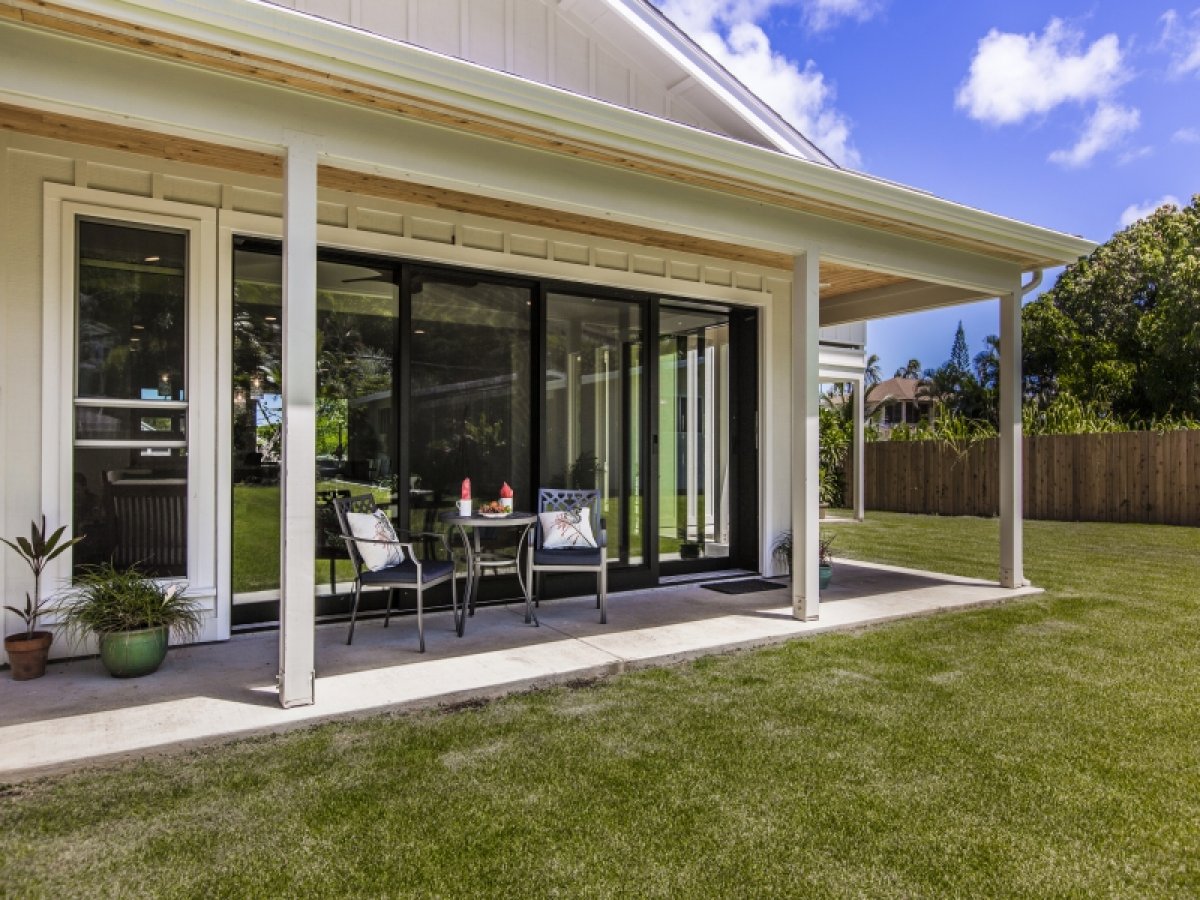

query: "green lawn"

left=3, top=514, right=1198, bottom=896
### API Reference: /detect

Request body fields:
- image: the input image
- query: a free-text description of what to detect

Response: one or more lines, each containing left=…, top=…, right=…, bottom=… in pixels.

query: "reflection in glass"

left=73, top=219, right=189, bottom=576
left=409, top=272, right=531, bottom=529
left=658, top=305, right=730, bottom=561
left=230, top=246, right=397, bottom=598
left=74, top=407, right=186, bottom=442
left=544, top=293, right=643, bottom=563
left=76, top=220, right=186, bottom=402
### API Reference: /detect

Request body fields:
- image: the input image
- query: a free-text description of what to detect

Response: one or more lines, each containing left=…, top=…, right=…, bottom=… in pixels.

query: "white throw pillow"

left=539, top=508, right=598, bottom=549
left=346, top=509, right=405, bottom=571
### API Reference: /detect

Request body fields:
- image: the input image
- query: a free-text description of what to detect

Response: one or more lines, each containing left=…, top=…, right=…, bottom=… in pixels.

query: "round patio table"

left=439, top=509, right=538, bottom=630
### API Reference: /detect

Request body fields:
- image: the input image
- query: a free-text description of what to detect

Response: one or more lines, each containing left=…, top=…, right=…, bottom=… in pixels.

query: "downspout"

left=1021, top=269, right=1044, bottom=299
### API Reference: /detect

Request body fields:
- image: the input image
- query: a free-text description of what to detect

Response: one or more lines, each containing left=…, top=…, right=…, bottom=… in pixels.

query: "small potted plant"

left=57, top=562, right=203, bottom=678
left=2, top=517, right=83, bottom=680
left=770, top=530, right=834, bottom=590
left=817, top=533, right=835, bottom=590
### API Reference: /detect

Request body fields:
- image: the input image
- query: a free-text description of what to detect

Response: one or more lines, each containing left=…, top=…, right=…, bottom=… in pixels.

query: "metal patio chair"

left=333, top=494, right=459, bottom=652
left=526, top=488, right=607, bottom=624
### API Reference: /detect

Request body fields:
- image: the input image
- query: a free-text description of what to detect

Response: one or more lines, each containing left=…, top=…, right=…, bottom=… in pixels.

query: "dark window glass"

left=73, top=219, right=189, bottom=576
left=231, top=246, right=398, bottom=597
left=76, top=220, right=186, bottom=401
left=409, top=272, right=531, bottom=522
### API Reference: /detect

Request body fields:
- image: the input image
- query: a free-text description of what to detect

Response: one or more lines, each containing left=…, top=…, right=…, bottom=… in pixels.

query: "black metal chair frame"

left=526, top=488, right=607, bottom=624
left=333, top=494, right=459, bottom=652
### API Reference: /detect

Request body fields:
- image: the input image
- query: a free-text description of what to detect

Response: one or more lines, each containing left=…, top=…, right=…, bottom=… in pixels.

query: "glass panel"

left=658, top=305, right=731, bottom=562
left=230, top=246, right=398, bottom=598
left=544, top=293, right=643, bottom=563
left=409, top=272, right=531, bottom=529
left=75, top=407, right=186, bottom=442
left=73, top=448, right=188, bottom=577
left=73, top=219, right=189, bottom=576
left=76, top=220, right=186, bottom=402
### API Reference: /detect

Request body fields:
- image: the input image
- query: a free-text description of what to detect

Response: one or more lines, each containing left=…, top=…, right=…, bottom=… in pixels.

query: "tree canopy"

left=1022, top=195, right=1200, bottom=420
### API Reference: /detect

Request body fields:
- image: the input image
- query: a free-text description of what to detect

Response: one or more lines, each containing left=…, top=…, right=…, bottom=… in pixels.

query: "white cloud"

left=1160, top=9, right=1200, bottom=77
left=659, top=1, right=864, bottom=165
left=956, top=19, right=1129, bottom=125
left=1118, top=194, right=1182, bottom=228
left=804, top=0, right=880, bottom=32
left=1172, top=126, right=1200, bottom=143
left=1118, top=145, right=1153, bottom=164
left=1049, top=103, right=1141, bottom=168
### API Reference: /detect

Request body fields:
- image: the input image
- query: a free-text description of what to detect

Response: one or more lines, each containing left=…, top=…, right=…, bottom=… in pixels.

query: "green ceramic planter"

left=819, top=564, right=833, bottom=590
left=99, top=626, right=169, bottom=678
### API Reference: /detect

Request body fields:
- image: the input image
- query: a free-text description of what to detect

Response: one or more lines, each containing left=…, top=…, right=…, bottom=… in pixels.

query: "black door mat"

left=702, top=578, right=786, bottom=594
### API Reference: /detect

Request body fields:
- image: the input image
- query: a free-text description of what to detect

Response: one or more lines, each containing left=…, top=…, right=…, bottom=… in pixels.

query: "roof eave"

left=20, top=0, right=1097, bottom=267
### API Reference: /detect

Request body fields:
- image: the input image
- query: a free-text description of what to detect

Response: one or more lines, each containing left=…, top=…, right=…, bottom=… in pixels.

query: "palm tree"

left=864, top=353, right=882, bottom=389
left=894, top=358, right=921, bottom=379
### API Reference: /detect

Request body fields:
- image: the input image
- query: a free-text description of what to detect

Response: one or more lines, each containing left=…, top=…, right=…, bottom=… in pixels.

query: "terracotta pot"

left=99, top=625, right=169, bottom=678
left=5, top=631, right=53, bottom=681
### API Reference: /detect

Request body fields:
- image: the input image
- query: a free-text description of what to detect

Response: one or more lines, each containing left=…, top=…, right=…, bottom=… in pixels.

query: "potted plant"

left=770, top=530, right=835, bottom=590
left=2, top=517, right=83, bottom=680
left=817, top=533, right=835, bottom=590
left=57, top=562, right=203, bottom=678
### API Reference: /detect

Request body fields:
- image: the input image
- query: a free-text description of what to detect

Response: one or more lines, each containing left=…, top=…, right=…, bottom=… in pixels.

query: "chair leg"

left=384, top=588, right=395, bottom=628
left=346, top=581, right=363, bottom=645
left=452, top=574, right=463, bottom=638
left=599, top=566, right=607, bottom=625
left=417, top=587, right=425, bottom=653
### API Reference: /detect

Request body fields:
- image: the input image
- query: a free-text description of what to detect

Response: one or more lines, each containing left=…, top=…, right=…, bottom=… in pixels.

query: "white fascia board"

left=595, top=0, right=834, bottom=164
left=43, top=0, right=1096, bottom=265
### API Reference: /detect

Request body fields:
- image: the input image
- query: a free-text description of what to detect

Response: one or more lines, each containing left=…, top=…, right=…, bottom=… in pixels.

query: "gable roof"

left=592, top=0, right=835, bottom=163
left=867, top=377, right=928, bottom=409
left=260, top=0, right=832, bottom=164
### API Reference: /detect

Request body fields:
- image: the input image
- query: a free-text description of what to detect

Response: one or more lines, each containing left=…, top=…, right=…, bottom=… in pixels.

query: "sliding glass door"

left=658, top=304, right=732, bottom=565
left=229, top=244, right=754, bottom=619
left=543, top=292, right=645, bottom=564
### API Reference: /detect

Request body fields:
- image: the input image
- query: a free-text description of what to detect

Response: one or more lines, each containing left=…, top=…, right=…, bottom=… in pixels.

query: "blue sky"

left=656, top=1, right=1199, bottom=379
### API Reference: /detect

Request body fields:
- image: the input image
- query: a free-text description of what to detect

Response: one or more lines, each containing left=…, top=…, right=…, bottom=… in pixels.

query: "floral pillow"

left=346, top=509, right=405, bottom=571
left=539, top=507, right=598, bottom=549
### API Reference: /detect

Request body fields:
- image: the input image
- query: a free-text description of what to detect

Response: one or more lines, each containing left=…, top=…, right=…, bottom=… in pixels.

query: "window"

left=72, top=219, right=189, bottom=576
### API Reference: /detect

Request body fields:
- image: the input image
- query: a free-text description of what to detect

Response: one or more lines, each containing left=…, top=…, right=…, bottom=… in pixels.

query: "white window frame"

left=42, top=186, right=222, bottom=642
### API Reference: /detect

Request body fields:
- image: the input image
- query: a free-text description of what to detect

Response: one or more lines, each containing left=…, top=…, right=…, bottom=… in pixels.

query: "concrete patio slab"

left=0, top=561, right=1041, bottom=779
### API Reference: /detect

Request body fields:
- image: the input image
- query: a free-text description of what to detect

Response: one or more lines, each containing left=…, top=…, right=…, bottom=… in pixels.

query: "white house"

left=0, top=0, right=1093, bottom=706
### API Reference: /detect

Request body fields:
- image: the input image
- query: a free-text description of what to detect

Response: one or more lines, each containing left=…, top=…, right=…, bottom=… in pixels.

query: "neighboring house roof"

left=866, top=377, right=930, bottom=412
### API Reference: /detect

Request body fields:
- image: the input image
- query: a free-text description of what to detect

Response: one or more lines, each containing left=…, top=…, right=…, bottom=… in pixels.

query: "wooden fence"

left=864, top=431, right=1200, bottom=526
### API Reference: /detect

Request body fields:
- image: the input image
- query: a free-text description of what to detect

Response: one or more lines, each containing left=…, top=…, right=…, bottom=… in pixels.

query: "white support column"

left=999, top=278, right=1024, bottom=588
left=853, top=376, right=865, bottom=521
left=791, top=251, right=820, bottom=620
left=278, top=134, right=319, bottom=708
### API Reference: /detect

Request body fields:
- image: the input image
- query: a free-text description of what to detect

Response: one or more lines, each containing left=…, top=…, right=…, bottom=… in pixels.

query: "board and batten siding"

left=267, top=0, right=736, bottom=144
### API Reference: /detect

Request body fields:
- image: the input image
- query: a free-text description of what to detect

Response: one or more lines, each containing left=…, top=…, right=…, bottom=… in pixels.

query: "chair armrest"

left=396, top=529, right=453, bottom=560
left=338, top=533, right=417, bottom=554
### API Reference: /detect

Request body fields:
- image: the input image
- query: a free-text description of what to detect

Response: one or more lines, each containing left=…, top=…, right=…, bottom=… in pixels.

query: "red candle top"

left=461, top=478, right=471, bottom=500
left=500, top=482, right=513, bottom=498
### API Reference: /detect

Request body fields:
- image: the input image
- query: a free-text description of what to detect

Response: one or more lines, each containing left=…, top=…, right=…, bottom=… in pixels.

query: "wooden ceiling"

left=0, top=100, right=909, bottom=299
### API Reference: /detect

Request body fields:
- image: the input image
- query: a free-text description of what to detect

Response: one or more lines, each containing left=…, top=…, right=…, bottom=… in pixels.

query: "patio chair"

left=526, top=488, right=607, bottom=624
left=333, top=494, right=458, bottom=652
left=315, top=489, right=351, bottom=595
